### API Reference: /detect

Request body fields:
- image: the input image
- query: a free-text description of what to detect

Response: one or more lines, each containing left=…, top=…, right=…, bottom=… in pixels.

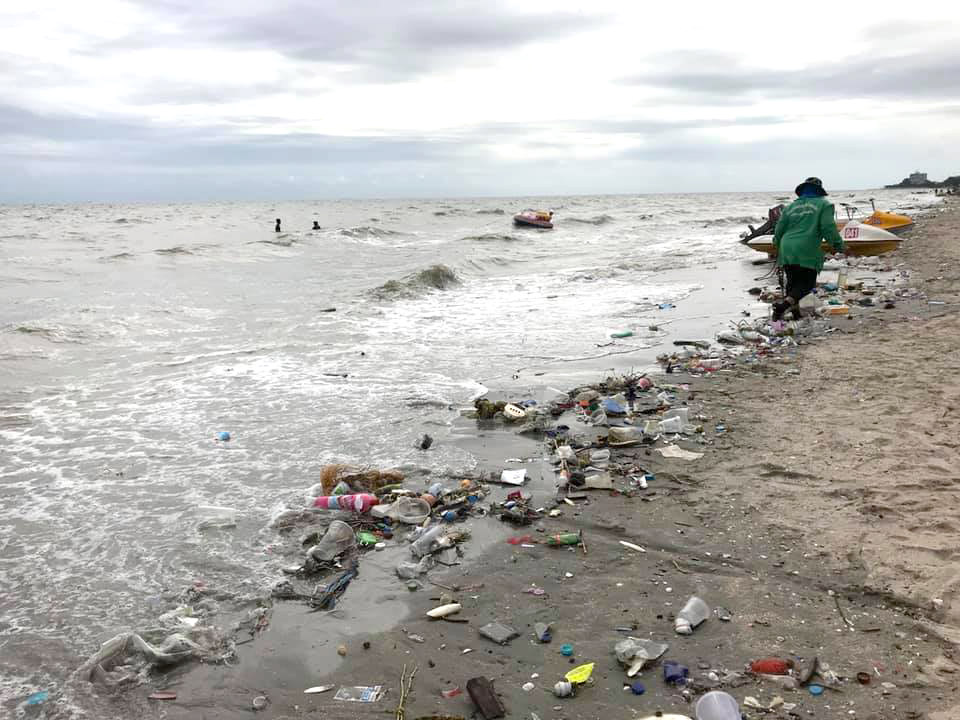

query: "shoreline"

left=63, top=199, right=960, bottom=720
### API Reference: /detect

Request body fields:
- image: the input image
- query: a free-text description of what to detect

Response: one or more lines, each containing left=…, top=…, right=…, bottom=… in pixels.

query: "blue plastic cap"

left=217, top=431, right=231, bottom=441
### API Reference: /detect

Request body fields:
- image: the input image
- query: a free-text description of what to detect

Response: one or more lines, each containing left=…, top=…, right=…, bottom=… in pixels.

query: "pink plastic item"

left=311, top=494, right=378, bottom=513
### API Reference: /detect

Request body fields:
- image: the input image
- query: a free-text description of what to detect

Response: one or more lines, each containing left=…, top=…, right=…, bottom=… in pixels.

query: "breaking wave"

left=475, top=208, right=506, bottom=215
left=464, top=233, right=522, bottom=243
left=566, top=214, right=615, bottom=225
left=8, top=323, right=92, bottom=344
left=371, top=264, right=461, bottom=299
left=155, top=246, right=193, bottom=255
left=339, top=226, right=405, bottom=239
left=700, top=215, right=759, bottom=226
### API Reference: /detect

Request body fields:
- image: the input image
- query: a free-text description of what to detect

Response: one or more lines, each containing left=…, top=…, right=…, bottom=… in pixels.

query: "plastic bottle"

left=659, top=416, right=684, bottom=434
left=608, top=426, right=643, bottom=444
left=663, top=407, right=689, bottom=424
left=370, top=497, right=430, bottom=525
left=308, top=520, right=357, bottom=562
left=675, top=596, right=710, bottom=634
left=695, top=690, right=740, bottom=720
left=410, top=526, right=445, bottom=557
left=546, top=532, right=581, bottom=546
left=311, top=494, right=377, bottom=513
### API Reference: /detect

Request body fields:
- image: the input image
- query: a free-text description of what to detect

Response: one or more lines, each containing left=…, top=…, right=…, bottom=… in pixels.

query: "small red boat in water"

left=513, top=209, right=554, bottom=229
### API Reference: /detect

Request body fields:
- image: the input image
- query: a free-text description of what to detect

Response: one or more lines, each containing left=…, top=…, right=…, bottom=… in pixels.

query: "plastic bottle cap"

left=560, top=644, right=573, bottom=656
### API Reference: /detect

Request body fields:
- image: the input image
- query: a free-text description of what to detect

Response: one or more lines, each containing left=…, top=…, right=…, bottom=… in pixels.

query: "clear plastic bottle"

left=675, top=595, right=710, bottom=635
left=308, top=520, right=357, bottom=562
left=410, top=525, right=445, bottom=557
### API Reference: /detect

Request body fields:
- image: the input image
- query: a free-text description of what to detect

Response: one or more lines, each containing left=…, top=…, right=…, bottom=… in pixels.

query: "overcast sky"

left=1, top=0, right=959, bottom=202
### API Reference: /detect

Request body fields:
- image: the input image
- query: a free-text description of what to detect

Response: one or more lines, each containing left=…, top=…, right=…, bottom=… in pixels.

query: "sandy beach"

left=83, top=199, right=957, bottom=720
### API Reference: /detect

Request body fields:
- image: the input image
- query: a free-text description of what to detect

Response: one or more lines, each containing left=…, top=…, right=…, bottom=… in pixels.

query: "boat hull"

left=836, top=211, right=913, bottom=236
left=746, top=221, right=902, bottom=258
left=513, top=215, right=553, bottom=229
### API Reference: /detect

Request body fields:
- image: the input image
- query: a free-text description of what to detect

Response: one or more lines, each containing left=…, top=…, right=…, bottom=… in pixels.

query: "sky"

left=1, top=0, right=959, bottom=202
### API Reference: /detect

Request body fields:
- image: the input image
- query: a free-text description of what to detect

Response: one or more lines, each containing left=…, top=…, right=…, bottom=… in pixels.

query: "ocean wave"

left=475, top=208, right=505, bottom=215
left=113, top=218, right=149, bottom=224
left=155, top=246, right=193, bottom=255
left=8, top=323, right=91, bottom=344
left=256, top=237, right=295, bottom=247
left=371, top=264, right=460, bottom=299
left=699, top=215, right=759, bottom=227
left=565, top=214, right=615, bottom=225
left=340, top=226, right=404, bottom=239
left=464, top=233, right=522, bottom=243
left=104, top=252, right=135, bottom=261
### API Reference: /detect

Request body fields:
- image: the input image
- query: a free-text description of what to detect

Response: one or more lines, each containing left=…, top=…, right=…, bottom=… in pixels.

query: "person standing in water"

left=275, top=218, right=282, bottom=233
left=312, top=221, right=320, bottom=230
left=771, top=177, right=845, bottom=321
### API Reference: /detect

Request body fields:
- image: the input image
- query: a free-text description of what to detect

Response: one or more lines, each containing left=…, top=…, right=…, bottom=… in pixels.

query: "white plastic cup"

left=695, top=690, right=740, bottom=720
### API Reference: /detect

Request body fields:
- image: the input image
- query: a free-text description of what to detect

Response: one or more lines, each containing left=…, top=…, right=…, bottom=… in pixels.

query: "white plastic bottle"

left=675, top=595, right=710, bottom=635
left=410, top=526, right=445, bottom=557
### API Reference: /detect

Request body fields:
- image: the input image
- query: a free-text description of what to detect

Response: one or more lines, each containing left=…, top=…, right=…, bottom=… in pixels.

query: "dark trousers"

left=783, top=265, right=818, bottom=302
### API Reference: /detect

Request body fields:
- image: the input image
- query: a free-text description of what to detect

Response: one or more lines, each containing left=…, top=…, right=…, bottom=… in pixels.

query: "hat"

left=795, top=177, right=828, bottom=196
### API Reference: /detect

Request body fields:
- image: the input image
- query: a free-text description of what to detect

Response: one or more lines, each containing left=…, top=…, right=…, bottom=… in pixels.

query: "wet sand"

left=116, top=200, right=960, bottom=720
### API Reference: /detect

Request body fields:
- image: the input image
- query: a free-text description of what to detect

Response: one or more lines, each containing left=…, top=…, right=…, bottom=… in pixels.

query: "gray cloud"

left=621, top=45, right=960, bottom=101
left=88, top=1, right=602, bottom=83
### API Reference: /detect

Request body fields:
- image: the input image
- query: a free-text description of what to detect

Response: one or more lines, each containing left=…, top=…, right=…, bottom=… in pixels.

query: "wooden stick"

left=833, top=594, right=855, bottom=629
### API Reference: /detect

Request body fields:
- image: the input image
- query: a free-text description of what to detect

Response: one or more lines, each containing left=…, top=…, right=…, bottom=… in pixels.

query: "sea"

left=0, top=189, right=938, bottom=716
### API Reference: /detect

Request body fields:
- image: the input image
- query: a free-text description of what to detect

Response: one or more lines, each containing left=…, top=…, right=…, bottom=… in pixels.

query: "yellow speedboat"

left=746, top=221, right=901, bottom=257
left=836, top=200, right=913, bottom=235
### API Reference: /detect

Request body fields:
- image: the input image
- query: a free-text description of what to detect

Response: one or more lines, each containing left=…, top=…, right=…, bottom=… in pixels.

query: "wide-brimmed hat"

left=795, top=177, right=828, bottom=196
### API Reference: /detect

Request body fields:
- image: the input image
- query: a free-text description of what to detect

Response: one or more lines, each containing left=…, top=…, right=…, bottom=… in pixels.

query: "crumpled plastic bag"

left=75, top=627, right=232, bottom=687
left=614, top=637, right=669, bottom=676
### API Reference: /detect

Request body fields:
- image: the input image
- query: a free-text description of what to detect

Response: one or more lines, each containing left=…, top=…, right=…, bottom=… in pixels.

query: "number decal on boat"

left=844, top=226, right=859, bottom=239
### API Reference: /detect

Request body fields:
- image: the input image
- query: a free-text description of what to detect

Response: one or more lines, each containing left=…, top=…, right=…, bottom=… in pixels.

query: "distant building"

left=885, top=170, right=939, bottom=189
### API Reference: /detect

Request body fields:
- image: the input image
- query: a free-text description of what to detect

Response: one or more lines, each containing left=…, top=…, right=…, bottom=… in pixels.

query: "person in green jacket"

left=771, top=177, right=845, bottom=321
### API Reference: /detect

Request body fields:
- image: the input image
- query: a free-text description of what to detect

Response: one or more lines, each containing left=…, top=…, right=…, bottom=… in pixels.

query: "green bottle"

left=546, top=532, right=581, bottom=546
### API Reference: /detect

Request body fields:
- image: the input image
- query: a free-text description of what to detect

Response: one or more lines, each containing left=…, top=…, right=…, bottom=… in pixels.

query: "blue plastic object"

left=630, top=681, right=645, bottom=695
left=25, top=691, right=49, bottom=706
left=808, top=684, right=824, bottom=696
left=560, top=644, right=574, bottom=657
left=663, top=660, right=689, bottom=685
left=602, top=398, right=627, bottom=415
left=217, top=431, right=231, bottom=441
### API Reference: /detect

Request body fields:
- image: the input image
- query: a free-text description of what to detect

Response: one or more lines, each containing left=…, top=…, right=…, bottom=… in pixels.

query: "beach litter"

left=478, top=622, right=519, bottom=645
left=334, top=685, right=384, bottom=702
left=466, top=676, right=506, bottom=719
left=614, top=637, right=669, bottom=677
left=304, top=685, right=335, bottom=694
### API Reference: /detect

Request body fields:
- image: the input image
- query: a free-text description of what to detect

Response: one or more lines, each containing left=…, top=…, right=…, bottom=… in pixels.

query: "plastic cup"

left=695, top=690, right=740, bottom=720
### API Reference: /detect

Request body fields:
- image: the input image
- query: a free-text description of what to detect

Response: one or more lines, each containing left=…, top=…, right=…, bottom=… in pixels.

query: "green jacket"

left=772, top=196, right=844, bottom=270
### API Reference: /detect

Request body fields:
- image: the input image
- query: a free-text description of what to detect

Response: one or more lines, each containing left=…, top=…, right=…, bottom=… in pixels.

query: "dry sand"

left=150, top=199, right=960, bottom=720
